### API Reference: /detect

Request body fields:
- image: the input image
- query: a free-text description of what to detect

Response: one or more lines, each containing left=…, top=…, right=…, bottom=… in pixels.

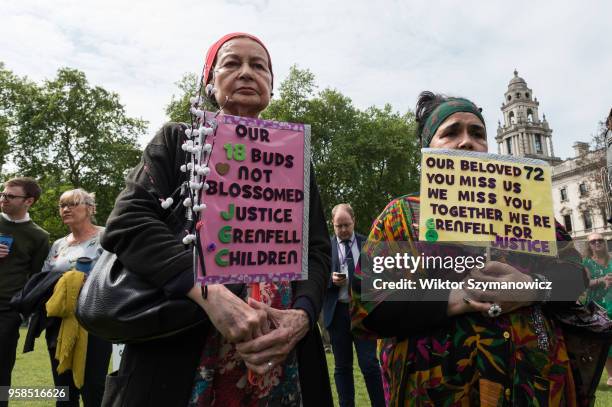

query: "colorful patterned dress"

left=352, top=195, right=583, bottom=406
left=189, top=282, right=301, bottom=407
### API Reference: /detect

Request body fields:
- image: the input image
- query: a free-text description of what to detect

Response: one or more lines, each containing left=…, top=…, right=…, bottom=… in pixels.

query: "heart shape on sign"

left=215, top=162, right=230, bottom=176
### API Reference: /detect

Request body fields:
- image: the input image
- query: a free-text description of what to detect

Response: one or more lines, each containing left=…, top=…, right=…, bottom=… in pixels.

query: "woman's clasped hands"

left=191, top=285, right=309, bottom=374
left=236, top=299, right=309, bottom=375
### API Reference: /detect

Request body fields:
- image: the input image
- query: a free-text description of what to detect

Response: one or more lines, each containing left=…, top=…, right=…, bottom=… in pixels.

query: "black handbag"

left=553, top=301, right=612, bottom=407
left=76, top=250, right=207, bottom=344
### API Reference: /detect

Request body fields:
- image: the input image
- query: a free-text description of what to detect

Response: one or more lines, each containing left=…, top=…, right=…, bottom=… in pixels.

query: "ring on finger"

left=487, top=303, right=502, bottom=318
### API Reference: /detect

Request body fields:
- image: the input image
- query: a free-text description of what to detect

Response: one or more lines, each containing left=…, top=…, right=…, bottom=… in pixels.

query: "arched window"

left=563, top=214, right=572, bottom=232
left=506, top=138, right=513, bottom=155
left=509, top=111, right=516, bottom=124
left=534, top=134, right=543, bottom=154
left=507, top=95, right=512, bottom=101
left=583, top=211, right=593, bottom=231
left=525, top=92, right=530, bottom=98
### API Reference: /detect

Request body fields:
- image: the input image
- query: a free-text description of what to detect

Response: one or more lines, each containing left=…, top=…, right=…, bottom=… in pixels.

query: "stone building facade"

left=495, top=70, right=561, bottom=165
left=552, top=145, right=610, bottom=250
left=497, top=71, right=611, bottom=250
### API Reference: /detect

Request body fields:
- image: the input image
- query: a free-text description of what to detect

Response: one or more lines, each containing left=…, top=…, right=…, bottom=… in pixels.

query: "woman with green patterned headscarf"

left=350, top=91, right=587, bottom=406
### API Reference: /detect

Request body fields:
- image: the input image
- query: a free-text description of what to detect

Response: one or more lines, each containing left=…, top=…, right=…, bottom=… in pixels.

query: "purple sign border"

left=197, top=114, right=311, bottom=285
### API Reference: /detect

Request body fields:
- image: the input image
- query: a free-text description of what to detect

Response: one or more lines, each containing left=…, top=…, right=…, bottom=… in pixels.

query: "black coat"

left=100, top=123, right=333, bottom=407
left=10, top=271, right=64, bottom=352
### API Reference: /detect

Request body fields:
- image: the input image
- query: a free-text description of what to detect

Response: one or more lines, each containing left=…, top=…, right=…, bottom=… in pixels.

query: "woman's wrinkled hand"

left=464, top=261, right=537, bottom=315
left=188, top=285, right=270, bottom=343
left=235, top=299, right=309, bottom=375
left=447, top=287, right=490, bottom=316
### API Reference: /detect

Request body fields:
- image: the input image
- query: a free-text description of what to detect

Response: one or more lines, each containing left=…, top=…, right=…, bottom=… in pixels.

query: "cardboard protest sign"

left=197, top=114, right=310, bottom=284
left=419, top=148, right=557, bottom=256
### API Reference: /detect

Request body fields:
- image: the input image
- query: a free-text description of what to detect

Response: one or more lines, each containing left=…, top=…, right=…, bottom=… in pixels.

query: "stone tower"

left=495, top=70, right=560, bottom=164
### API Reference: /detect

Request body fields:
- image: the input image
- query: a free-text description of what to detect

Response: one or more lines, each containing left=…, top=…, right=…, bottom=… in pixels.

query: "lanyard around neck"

left=338, top=237, right=356, bottom=266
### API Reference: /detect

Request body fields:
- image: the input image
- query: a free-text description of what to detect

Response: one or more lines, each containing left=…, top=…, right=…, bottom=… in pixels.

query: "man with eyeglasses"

left=0, top=177, right=49, bottom=402
left=322, top=203, right=384, bottom=407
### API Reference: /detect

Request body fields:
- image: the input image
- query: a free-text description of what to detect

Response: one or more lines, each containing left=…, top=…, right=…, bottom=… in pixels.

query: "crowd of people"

left=0, top=32, right=611, bottom=407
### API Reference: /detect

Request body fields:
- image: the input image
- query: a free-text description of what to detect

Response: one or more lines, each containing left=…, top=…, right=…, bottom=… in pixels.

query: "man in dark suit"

left=323, top=204, right=385, bottom=407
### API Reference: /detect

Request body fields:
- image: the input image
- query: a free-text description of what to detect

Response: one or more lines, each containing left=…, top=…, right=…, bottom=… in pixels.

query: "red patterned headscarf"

left=203, top=32, right=273, bottom=89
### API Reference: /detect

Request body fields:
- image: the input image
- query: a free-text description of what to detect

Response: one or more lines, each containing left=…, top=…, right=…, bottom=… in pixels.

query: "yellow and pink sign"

left=198, top=114, right=310, bottom=284
left=418, top=149, right=557, bottom=257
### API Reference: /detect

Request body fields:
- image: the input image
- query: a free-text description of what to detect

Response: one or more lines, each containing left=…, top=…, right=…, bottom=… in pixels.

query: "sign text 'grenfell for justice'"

left=198, top=114, right=310, bottom=285
left=418, top=148, right=557, bottom=257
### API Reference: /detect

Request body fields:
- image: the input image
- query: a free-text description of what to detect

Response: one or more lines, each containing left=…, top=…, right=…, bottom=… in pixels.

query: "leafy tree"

left=165, top=72, right=220, bottom=123
left=166, top=72, right=198, bottom=123
left=579, top=113, right=612, bottom=227
left=264, top=67, right=317, bottom=122
left=590, top=117, right=609, bottom=150
left=263, top=66, right=419, bottom=234
left=28, top=175, right=75, bottom=241
left=3, top=66, right=147, bottom=240
left=0, top=64, right=13, bottom=170
left=0, top=62, right=36, bottom=171
left=0, top=121, right=8, bottom=170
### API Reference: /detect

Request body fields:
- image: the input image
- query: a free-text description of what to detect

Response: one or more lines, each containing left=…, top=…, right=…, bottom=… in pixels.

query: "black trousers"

left=48, top=333, right=112, bottom=407
left=328, top=302, right=385, bottom=407
left=0, top=310, right=22, bottom=407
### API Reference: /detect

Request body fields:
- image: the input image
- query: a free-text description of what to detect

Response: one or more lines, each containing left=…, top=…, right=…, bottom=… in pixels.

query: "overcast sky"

left=1, top=0, right=610, bottom=160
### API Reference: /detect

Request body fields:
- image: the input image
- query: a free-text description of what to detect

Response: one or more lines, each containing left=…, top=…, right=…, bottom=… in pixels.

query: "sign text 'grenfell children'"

left=419, top=148, right=557, bottom=257
left=198, top=114, right=310, bottom=284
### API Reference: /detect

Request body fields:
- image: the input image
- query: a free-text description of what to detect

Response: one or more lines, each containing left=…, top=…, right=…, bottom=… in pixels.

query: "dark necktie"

left=342, top=240, right=355, bottom=278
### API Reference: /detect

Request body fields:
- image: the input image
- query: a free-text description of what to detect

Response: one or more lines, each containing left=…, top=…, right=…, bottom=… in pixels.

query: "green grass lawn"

left=9, top=328, right=612, bottom=406
left=11, top=328, right=57, bottom=406
left=326, top=351, right=371, bottom=406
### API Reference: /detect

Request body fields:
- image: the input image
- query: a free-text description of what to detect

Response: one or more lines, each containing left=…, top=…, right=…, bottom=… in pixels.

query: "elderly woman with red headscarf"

left=100, top=33, right=332, bottom=407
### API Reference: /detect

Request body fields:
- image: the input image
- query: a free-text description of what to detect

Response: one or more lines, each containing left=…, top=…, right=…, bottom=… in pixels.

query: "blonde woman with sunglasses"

left=583, top=232, right=612, bottom=385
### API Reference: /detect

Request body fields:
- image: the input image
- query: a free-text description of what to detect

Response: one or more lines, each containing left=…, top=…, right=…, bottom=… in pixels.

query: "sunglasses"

left=588, top=239, right=605, bottom=245
left=0, top=193, right=28, bottom=200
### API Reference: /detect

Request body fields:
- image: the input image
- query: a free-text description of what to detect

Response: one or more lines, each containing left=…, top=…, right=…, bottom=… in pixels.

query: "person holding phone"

left=0, top=177, right=49, bottom=405
left=323, top=203, right=385, bottom=407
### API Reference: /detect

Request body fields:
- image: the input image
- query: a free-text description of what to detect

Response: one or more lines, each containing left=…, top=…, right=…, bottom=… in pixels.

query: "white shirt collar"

left=1, top=212, right=31, bottom=223
left=336, top=232, right=356, bottom=244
